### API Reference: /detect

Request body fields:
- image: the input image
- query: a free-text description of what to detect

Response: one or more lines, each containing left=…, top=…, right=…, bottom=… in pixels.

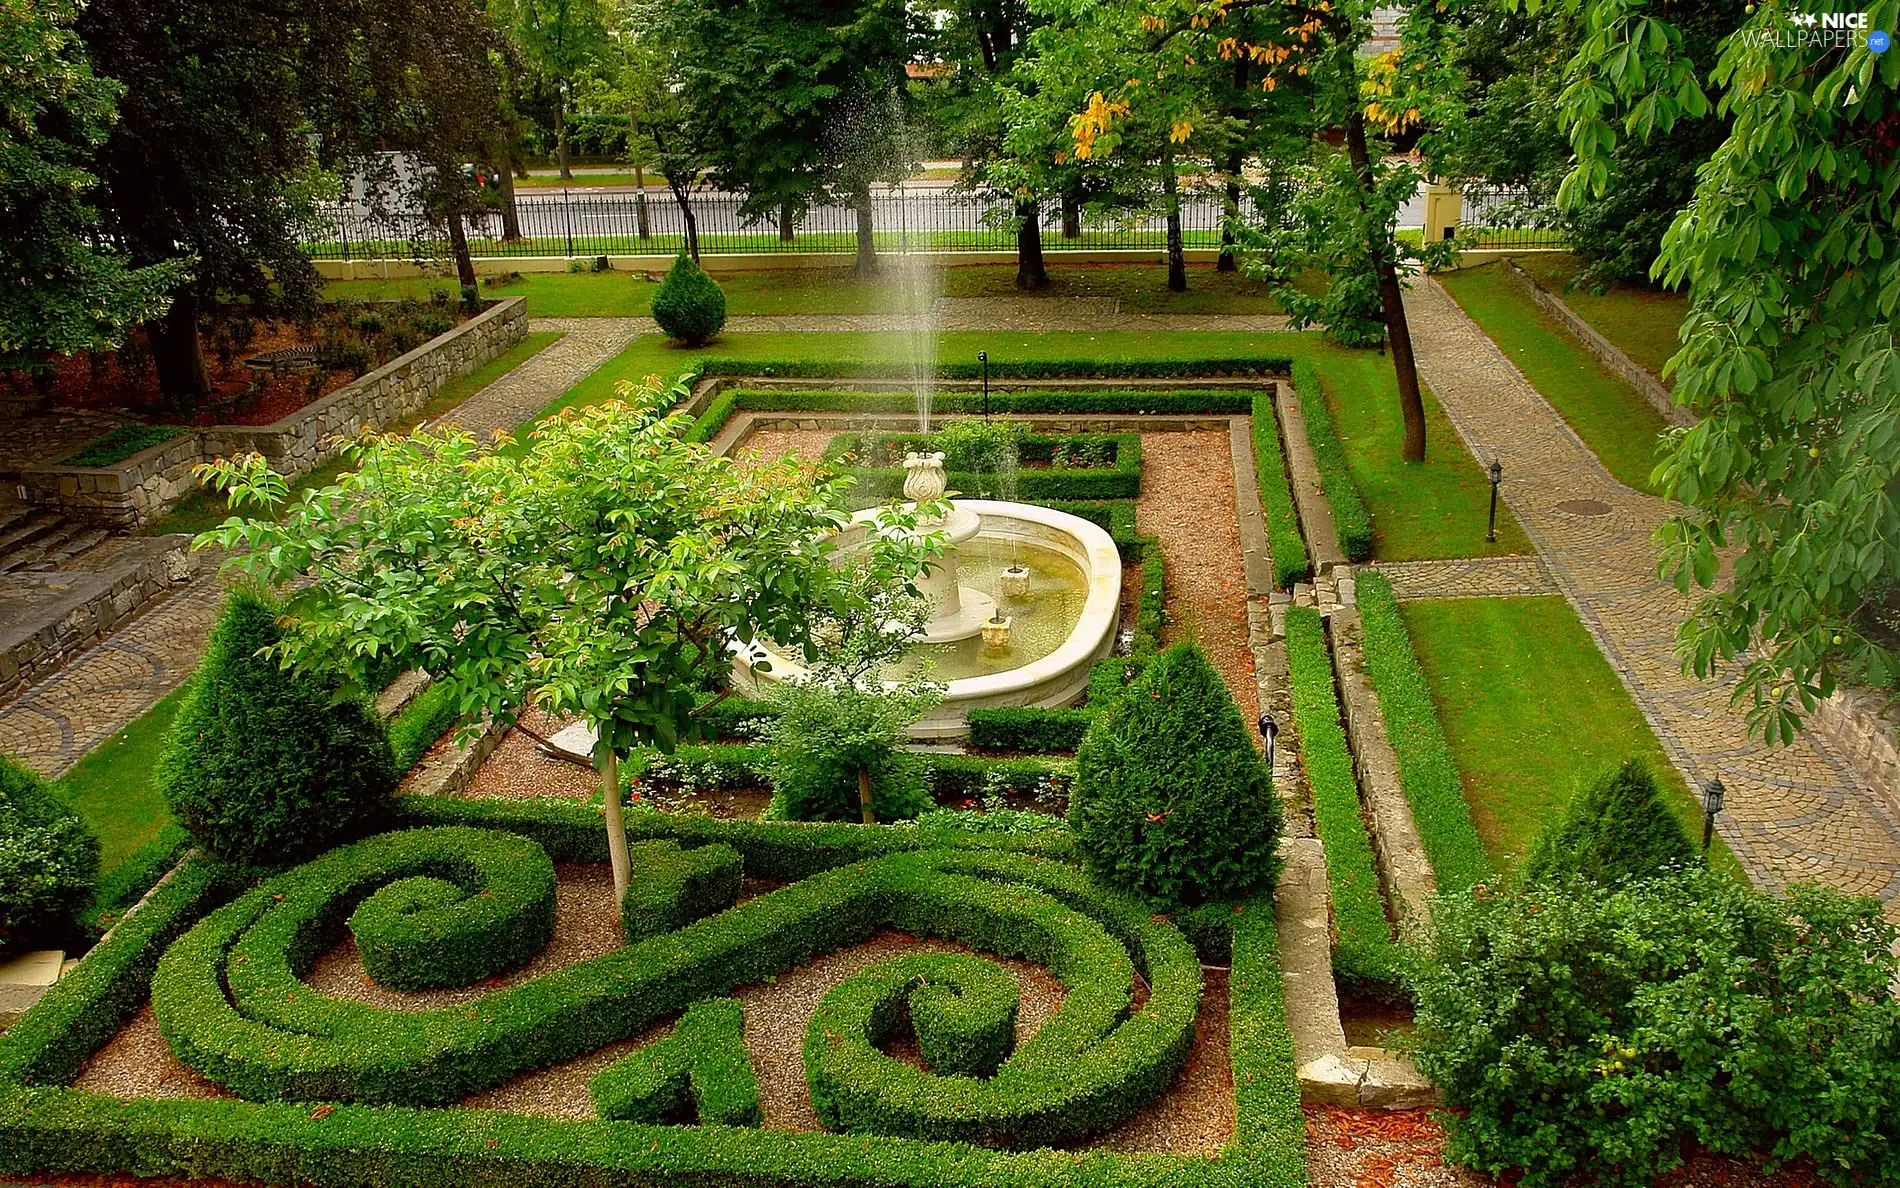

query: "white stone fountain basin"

left=736, top=499, right=1123, bottom=740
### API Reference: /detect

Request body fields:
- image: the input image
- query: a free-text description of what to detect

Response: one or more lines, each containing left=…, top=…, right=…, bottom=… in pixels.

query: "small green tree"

left=156, top=588, right=396, bottom=865
left=1068, top=642, right=1280, bottom=903
left=194, top=375, right=941, bottom=908
left=0, top=753, right=99, bottom=951
left=650, top=253, right=727, bottom=345
left=1522, top=758, right=1699, bottom=887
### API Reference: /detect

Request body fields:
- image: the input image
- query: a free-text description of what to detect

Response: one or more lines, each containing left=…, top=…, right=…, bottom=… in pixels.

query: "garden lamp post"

left=1702, top=777, right=1726, bottom=851
left=1257, top=713, right=1279, bottom=774
left=979, top=350, right=990, bottom=421
left=1486, top=459, right=1503, bottom=542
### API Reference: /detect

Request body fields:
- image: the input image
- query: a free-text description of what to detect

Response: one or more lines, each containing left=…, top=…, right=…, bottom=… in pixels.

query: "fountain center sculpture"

left=898, top=452, right=1000, bottom=643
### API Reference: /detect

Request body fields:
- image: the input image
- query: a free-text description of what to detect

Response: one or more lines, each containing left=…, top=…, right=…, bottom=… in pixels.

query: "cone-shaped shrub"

left=157, top=588, right=396, bottom=865
left=1523, top=758, right=1700, bottom=886
left=0, top=753, right=99, bottom=951
left=651, top=253, right=727, bottom=345
left=1068, top=642, right=1281, bottom=903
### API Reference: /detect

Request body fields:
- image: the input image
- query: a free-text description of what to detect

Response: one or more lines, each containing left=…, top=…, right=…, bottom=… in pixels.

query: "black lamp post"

left=978, top=350, right=990, bottom=421
left=1486, top=459, right=1503, bottom=543
left=1257, top=713, right=1279, bottom=773
left=1702, top=777, right=1726, bottom=851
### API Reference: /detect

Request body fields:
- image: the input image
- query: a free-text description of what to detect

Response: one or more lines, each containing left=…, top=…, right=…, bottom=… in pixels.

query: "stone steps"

left=0, top=500, right=116, bottom=575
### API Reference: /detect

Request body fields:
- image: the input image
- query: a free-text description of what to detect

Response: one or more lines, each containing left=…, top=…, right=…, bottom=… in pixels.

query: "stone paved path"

left=0, top=573, right=229, bottom=777
left=1367, top=556, right=1556, bottom=601
left=1404, top=276, right=1900, bottom=912
left=427, top=317, right=643, bottom=440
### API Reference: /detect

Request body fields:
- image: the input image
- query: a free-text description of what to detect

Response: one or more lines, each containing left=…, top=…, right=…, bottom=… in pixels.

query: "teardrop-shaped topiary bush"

left=0, top=752, right=99, bottom=952
left=1523, top=757, right=1700, bottom=887
left=157, top=587, right=397, bottom=866
left=650, top=252, right=727, bottom=345
left=1068, top=642, right=1282, bottom=904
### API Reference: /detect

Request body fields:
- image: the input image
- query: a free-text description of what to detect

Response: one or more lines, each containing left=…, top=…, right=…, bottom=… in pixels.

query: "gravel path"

left=1136, top=431, right=1259, bottom=725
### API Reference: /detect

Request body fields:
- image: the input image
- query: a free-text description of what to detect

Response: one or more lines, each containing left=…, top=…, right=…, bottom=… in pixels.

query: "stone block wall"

left=20, top=298, right=527, bottom=531
left=1812, top=684, right=1900, bottom=817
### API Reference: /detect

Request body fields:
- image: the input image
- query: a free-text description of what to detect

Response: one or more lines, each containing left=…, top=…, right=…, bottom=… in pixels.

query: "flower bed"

left=0, top=797, right=1305, bottom=1188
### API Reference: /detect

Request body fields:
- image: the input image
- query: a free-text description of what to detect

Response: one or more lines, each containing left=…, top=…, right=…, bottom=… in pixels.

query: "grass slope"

left=325, top=263, right=1292, bottom=319
left=1312, top=350, right=1531, bottom=561
left=1398, top=594, right=1738, bottom=876
left=1512, top=254, right=1688, bottom=380
left=54, top=684, right=189, bottom=873
left=1438, top=264, right=1674, bottom=493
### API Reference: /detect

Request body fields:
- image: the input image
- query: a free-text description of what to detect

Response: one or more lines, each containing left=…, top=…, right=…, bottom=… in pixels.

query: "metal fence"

left=301, top=187, right=1263, bottom=261
left=1459, top=184, right=1567, bottom=250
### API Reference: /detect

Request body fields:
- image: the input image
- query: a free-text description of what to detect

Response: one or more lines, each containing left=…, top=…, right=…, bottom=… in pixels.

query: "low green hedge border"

left=0, top=797, right=1306, bottom=1188
left=387, top=680, right=461, bottom=772
left=684, top=384, right=1262, bottom=445
left=699, top=358, right=1290, bottom=381
left=60, top=424, right=189, bottom=468
left=620, top=839, right=743, bottom=942
left=828, top=431, right=1143, bottom=503
left=1250, top=387, right=1313, bottom=589
left=84, top=823, right=193, bottom=932
left=1353, top=573, right=1491, bottom=894
left=588, top=996, right=761, bottom=1126
left=1284, top=608, right=1402, bottom=989
left=1291, top=359, right=1372, bottom=564
left=627, top=743, right=1073, bottom=806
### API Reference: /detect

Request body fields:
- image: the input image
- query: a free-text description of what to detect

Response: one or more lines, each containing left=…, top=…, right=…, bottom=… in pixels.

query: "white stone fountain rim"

left=744, top=499, right=1122, bottom=702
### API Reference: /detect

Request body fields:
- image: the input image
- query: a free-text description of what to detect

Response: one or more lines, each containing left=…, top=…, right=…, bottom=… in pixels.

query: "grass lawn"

left=324, top=261, right=1289, bottom=319
left=147, top=331, right=563, bottom=537
left=54, top=684, right=189, bottom=874
left=1439, top=264, right=1674, bottom=493
left=1505, top=253, right=1688, bottom=381
left=1399, top=595, right=1739, bottom=877
left=1313, top=350, right=1532, bottom=561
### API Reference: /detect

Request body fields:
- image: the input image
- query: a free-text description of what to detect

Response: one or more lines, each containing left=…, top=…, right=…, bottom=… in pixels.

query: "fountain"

left=737, top=452, right=1123, bottom=739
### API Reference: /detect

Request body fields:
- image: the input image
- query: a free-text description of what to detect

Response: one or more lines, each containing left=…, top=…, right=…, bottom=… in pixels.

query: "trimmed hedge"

left=1291, top=359, right=1373, bottom=563
left=1250, top=387, right=1313, bottom=589
left=1353, top=573, right=1491, bottom=894
left=1284, top=608, right=1401, bottom=989
left=85, top=823, right=192, bottom=931
left=829, top=431, right=1143, bottom=502
left=811, top=951, right=1020, bottom=1082
left=387, top=681, right=461, bottom=773
left=967, top=706, right=1093, bottom=752
left=629, top=743, right=1075, bottom=806
left=699, top=358, right=1291, bottom=381
left=0, top=795, right=1307, bottom=1188
left=589, top=996, right=761, bottom=1126
left=620, top=840, right=743, bottom=942
left=685, top=384, right=1261, bottom=445
left=342, top=831, right=556, bottom=991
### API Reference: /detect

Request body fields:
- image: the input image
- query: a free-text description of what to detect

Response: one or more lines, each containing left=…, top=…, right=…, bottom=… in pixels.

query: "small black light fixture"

left=978, top=350, right=990, bottom=422
left=1257, top=713, right=1279, bottom=774
left=1486, top=459, right=1504, bottom=543
left=1701, top=777, right=1726, bottom=851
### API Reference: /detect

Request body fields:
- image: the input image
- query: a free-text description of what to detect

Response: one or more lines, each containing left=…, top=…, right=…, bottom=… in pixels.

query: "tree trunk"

left=1341, top=100, right=1425, bottom=462
left=853, top=183, right=876, bottom=273
left=447, top=212, right=478, bottom=291
left=148, top=287, right=210, bottom=406
left=1219, top=57, right=1250, bottom=273
left=1015, top=198, right=1049, bottom=289
left=858, top=765, right=876, bottom=825
left=1162, top=147, right=1186, bottom=293
left=1061, top=184, right=1081, bottom=238
left=499, top=168, right=524, bottom=242
left=601, top=751, right=631, bottom=912
left=554, top=97, right=572, bottom=181
left=667, top=178, right=700, bottom=260
left=779, top=198, right=796, bottom=244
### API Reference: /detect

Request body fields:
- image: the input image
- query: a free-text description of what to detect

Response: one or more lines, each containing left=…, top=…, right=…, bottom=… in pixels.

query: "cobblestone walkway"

left=427, top=317, right=644, bottom=440
left=1367, top=556, right=1556, bottom=601
left=0, top=573, right=229, bottom=777
left=1405, top=276, right=1900, bottom=912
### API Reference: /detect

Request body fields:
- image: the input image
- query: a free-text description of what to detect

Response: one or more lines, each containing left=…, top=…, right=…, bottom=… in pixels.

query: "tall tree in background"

left=490, top=0, right=607, bottom=181
left=0, top=0, right=188, bottom=378
left=1523, top=0, right=1899, bottom=738
left=649, top=0, right=912, bottom=270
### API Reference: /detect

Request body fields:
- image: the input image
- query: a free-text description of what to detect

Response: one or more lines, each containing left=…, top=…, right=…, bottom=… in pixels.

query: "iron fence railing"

left=1459, top=184, right=1567, bottom=249
left=300, top=187, right=1267, bottom=261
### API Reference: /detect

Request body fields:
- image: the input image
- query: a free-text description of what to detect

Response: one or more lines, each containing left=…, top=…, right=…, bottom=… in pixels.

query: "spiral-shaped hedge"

left=151, top=828, right=1202, bottom=1144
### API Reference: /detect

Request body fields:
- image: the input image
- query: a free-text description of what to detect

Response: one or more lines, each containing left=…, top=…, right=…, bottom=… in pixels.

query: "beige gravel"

left=732, top=428, right=840, bottom=471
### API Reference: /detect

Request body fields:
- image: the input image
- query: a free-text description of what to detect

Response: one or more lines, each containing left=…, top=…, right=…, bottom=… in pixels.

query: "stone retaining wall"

left=19, top=298, right=527, bottom=531
left=1497, top=259, right=1693, bottom=429
left=0, top=539, right=198, bottom=704
left=1812, top=684, right=1900, bottom=816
